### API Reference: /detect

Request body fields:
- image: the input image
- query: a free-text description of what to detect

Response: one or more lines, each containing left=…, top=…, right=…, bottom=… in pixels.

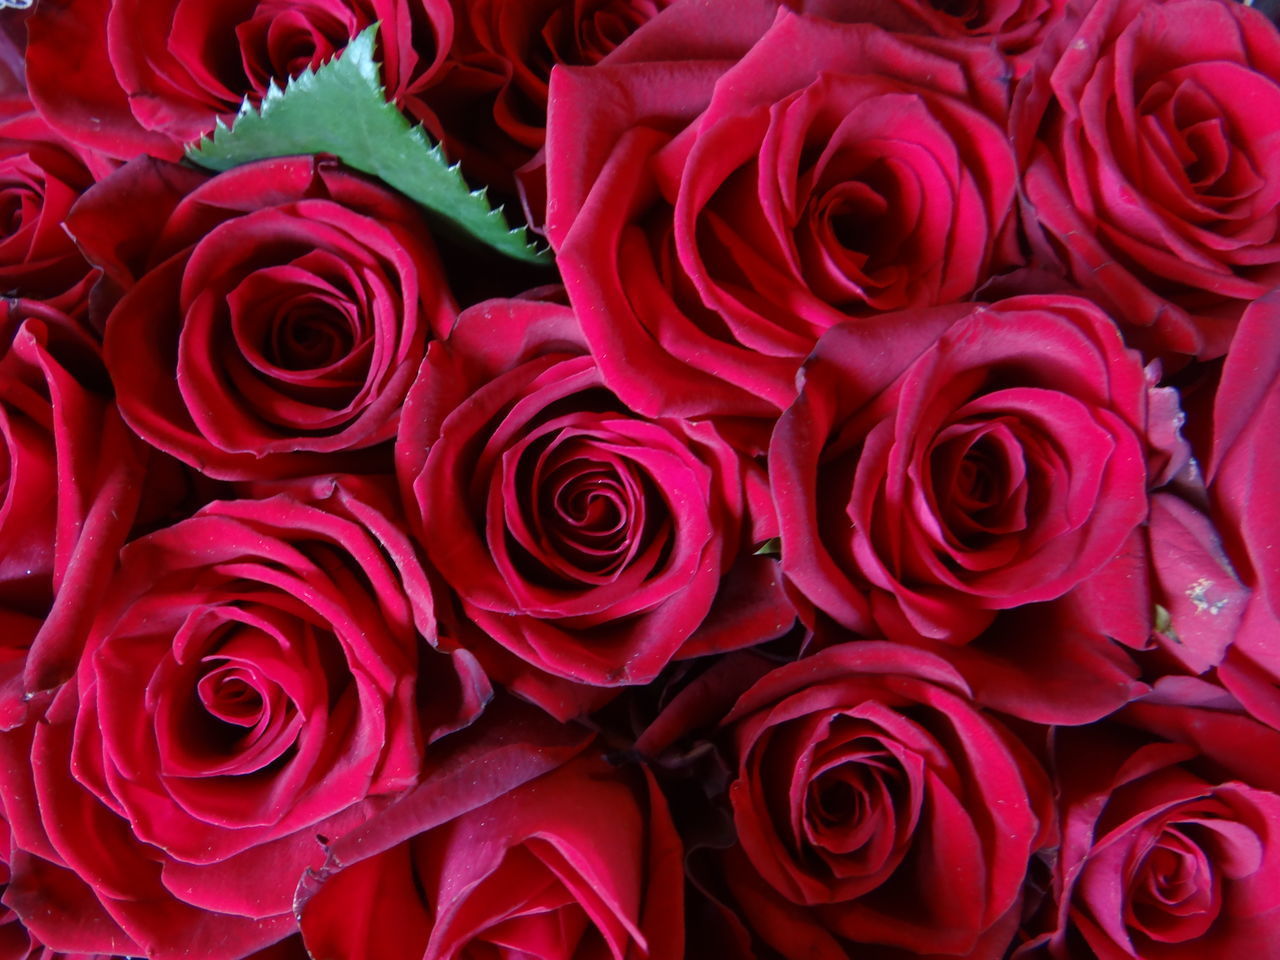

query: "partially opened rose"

left=546, top=0, right=1019, bottom=419
left=0, top=101, right=109, bottom=314
left=298, top=749, right=683, bottom=960
left=719, top=642, right=1053, bottom=958
left=24, top=0, right=453, bottom=159
left=1012, top=0, right=1280, bottom=359
left=397, top=296, right=792, bottom=719
left=771, top=294, right=1150, bottom=644
left=0, top=476, right=488, bottom=958
left=1022, top=700, right=1280, bottom=957
left=66, top=155, right=456, bottom=480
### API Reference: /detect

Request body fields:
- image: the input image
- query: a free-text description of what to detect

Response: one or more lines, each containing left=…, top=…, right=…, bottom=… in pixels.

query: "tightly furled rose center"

left=182, top=209, right=410, bottom=440
left=721, top=643, right=1051, bottom=957
left=505, top=423, right=670, bottom=587
left=161, top=614, right=324, bottom=780
left=795, top=723, right=920, bottom=887
left=772, top=295, right=1149, bottom=644
left=74, top=157, right=457, bottom=480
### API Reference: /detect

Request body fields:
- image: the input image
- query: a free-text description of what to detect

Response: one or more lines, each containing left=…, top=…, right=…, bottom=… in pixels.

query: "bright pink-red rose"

left=0, top=477, right=488, bottom=959
left=0, top=299, right=143, bottom=728
left=544, top=0, right=1020, bottom=421
left=65, top=155, right=456, bottom=480
left=1021, top=699, right=1280, bottom=958
left=719, top=642, right=1053, bottom=958
left=1012, top=0, right=1280, bottom=359
left=298, top=745, right=683, bottom=960
left=24, top=0, right=452, bottom=160
left=396, top=296, right=792, bottom=719
left=771, top=294, right=1151, bottom=644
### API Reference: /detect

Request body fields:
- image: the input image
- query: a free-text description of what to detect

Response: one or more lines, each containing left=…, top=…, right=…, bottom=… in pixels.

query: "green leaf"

left=754, top=537, right=782, bottom=557
left=185, top=24, right=549, bottom=265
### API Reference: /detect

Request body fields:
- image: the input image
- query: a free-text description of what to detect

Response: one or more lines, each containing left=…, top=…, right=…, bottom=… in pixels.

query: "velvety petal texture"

left=25, top=0, right=453, bottom=159
left=68, top=155, right=457, bottom=479
left=1012, top=0, right=1280, bottom=359
left=720, top=641, right=1053, bottom=958
left=771, top=294, right=1150, bottom=644
left=545, top=0, right=1021, bottom=421
left=1027, top=703, right=1280, bottom=958
left=396, top=296, right=792, bottom=719
left=298, top=731, right=682, bottom=960
left=0, top=299, right=144, bottom=727
left=0, top=476, right=485, bottom=958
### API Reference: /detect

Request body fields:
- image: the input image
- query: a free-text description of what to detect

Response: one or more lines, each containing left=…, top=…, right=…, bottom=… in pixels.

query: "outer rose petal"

left=720, top=642, right=1053, bottom=958
left=772, top=295, right=1149, bottom=645
left=65, top=155, right=456, bottom=480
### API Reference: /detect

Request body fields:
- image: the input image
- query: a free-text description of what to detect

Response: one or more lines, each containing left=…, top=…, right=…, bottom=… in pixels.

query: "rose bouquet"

left=0, top=0, right=1278, bottom=957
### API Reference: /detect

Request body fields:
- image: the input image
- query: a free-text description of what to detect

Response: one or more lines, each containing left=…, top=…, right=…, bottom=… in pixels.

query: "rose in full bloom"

left=396, top=296, right=792, bottom=719
left=298, top=745, right=683, bottom=960
left=545, top=0, right=1020, bottom=420
left=1020, top=698, right=1280, bottom=957
left=0, top=476, right=488, bottom=958
left=1012, top=0, right=1280, bottom=359
left=24, top=0, right=452, bottom=159
left=0, top=299, right=143, bottom=727
left=771, top=294, right=1151, bottom=644
left=718, top=642, right=1053, bottom=958
left=65, top=155, right=456, bottom=480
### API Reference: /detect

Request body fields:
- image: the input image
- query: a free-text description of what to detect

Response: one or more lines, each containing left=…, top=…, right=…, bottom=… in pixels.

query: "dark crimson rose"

left=396, top=296, right=793, bottom=719
left=719, top=642, right=1053, bottom=959
left=0, top=476, right=488, bottom=958
left=772, top=294, right=1151, bottom=644
left=1020, top=699, right=1280, bottom=958
left=1011, top=0, right=1280, bottom=359
left=792, top=0, right=1067, bottom=72
left=1204, top=294, right=1280, bottom=726
left=65, top=155, right=456, bottom=480
left=0, top=101, right=111, bottom=314
left=416, top=0, right=668, bottom=198
left=298, top=747, right=683, bottom=960
left=0, top=299, right=143, bottom=728
left=24, top=0, right=452, bottom=160
left=544, top=0, right=1020, bottom=420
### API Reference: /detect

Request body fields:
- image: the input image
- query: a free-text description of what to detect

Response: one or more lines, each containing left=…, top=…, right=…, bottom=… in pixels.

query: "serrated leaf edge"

left=185, top=25, right=549, bottom=264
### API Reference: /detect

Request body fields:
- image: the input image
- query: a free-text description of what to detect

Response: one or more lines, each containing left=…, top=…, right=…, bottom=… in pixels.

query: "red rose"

left=1205, top=294, right=1280, bottom=727
left=0, top=299, right=143, bottom=727
left=771, top=294, right=1150, bottom=644
left=298, top=745, right=683, bottom=960
left=65, top=155, right=456, bottom=480
left=0, top=477, right=488, bottom=958
left=24, top=0, right=452, bottom=159
left=790, top=0, right=1067, bottom=71
left=396, top=296, right=792, bottom=719
left=0, top=101, right=111, bottom=315
left=719, top=642, right=1053, bottom=958
left=1011, top=0, right=1280, bottom=359
left=415, top=0, right=668, bottom=199
left=545, top=0, right=1019, bottom=420
left=1023, top=700, right=1280, bottom=957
